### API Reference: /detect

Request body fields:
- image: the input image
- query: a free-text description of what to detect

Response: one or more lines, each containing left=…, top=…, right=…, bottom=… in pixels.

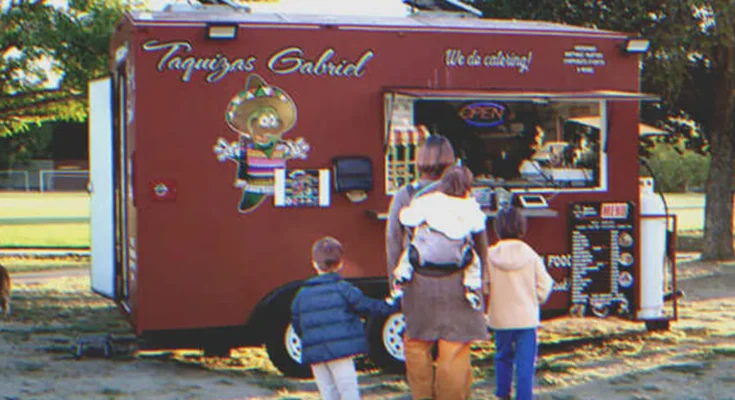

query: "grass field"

left=0, top=192, right=89, bottom=247
left=0, top=191, right=716, bottom=248
left=661, top=193, right=707, bottom=232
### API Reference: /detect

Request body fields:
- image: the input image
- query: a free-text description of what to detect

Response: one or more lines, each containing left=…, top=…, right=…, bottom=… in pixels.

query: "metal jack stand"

left=74, top=333, right=138, bottom=359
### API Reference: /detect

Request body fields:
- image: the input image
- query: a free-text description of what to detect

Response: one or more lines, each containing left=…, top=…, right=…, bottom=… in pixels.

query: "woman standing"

left=385, top=135, right=489, bottom=400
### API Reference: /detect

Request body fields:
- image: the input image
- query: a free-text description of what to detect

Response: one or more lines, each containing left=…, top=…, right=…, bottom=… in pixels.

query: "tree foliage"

left=0, top=0, right=130, bottom=137
left=477, top=0, right=735, bottom=260
left=0, top=122, right=53, bottom=169
left=644, top=143, right=710, bottom=192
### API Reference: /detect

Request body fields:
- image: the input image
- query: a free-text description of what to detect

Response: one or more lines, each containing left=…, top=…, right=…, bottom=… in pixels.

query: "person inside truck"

left=385, top=135, right=489, bottom=400
left=414, top=100, right=542, bottom=182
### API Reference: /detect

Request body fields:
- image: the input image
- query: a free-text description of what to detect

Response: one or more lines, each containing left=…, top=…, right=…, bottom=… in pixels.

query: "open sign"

left=458, top=102, right=506, bottom=127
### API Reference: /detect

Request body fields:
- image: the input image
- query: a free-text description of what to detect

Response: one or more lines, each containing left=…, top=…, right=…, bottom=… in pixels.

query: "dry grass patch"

left=2, top=255, right=89, bottom=273
left=8, top=276, right=127, bottom=334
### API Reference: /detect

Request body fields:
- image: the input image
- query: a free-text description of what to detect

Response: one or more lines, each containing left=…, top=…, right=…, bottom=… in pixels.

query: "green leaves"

left=475, top=0, right=732, bottom=142
left=0, top=0, right=128, bottom=136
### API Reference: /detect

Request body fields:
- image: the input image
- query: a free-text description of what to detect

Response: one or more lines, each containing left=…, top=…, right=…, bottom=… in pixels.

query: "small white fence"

left=0, top=170, right=30, bottom=191
left=39, top=169, right=90, bottom=192
left=1, top=169, right=90, bottom=192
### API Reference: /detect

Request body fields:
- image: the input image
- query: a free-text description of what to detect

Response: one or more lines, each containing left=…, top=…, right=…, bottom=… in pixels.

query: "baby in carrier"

left=392, top=165, right=488, bottom=310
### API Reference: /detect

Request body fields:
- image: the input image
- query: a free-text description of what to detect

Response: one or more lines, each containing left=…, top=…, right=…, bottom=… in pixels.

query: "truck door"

left=113, top=69, right=132, bottom=304
left=89, top=77, right=116, bottom=299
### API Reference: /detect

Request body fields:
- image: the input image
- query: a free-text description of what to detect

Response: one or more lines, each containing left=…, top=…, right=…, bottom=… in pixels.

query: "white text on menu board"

left=142, top=40, right=375, bottom=83
left=445, top=48, right=533, bottom=73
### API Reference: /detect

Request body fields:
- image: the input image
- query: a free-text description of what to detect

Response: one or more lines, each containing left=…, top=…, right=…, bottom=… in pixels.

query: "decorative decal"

left=590, top=302, right=611, bottom=318
left=274, top=169, right=330, bottom=207
left=617, top=297, right=630, bottom=315
left=142, top=40, right=256, bottom=83
left=445, top=48, right=532, bottom=73
left=544, top=254, right=573, bottom=269
left=125, top=60, right=135, bottom=125
left=619, top=252, right=634, bottom=267
left=552, top=278, right=570, bottom=292
left=570, top=304, right=585, bottom=318
left=618, top=271, right=633, bottom=288
left=563, top=45, right=606, bottom=75
left=115, top=42, right=129, bottom=65
left=149, top=180, right=177, bottom=201
left=601, top=202, right=629, bottom=219
left=141, top=40, right=374, bottom=83
left=618, top=232, right=633, bottom=247
left=213, top=74, right=310, bottom=213
left=154, top=183, right=168, bottom=197
left=458, top=102, right=506, bottom=128
left=267, top=47, right=373, bottom=78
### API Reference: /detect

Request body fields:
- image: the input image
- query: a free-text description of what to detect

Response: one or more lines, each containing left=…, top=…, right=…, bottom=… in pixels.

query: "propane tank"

left=638, top=177, right=667, bottom=319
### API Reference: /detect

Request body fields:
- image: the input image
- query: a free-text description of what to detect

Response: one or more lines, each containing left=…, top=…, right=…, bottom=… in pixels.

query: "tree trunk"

left=702, top=130, right=735, bottom=260
left=702, top=44, right=735, bottom=261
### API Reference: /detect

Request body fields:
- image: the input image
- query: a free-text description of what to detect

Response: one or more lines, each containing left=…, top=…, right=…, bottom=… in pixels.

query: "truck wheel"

left=645, top=319, right=671, bottom=332
left=203, top=345, right=231, bottom=358
left=367, top=311, right=406, bottom=373
left=265, top=318, right=312, bottom=378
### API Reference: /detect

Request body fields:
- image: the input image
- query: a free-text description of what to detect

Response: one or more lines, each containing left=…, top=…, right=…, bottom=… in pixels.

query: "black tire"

left=366, top=311, right=406, bottom=374
left=203, top=345, right=231, bottom=358
left=264, top=317, right=312, bottom=378
left=645, top=319, right=671, bottom=332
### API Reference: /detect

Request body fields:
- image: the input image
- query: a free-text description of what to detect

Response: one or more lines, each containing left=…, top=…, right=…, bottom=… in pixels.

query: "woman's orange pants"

left=404, top=337, right=473, bottom=400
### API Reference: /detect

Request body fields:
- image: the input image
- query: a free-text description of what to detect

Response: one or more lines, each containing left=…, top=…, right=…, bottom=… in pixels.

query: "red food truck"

left=88, top=4, right=679, bottom=377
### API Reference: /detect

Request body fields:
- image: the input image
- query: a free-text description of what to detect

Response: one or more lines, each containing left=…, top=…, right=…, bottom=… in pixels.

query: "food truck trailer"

left=88, top=3, right=679, bottom=377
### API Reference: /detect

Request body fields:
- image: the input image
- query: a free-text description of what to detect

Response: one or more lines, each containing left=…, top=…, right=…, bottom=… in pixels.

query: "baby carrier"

left=405, top=183, right=474, bottom=272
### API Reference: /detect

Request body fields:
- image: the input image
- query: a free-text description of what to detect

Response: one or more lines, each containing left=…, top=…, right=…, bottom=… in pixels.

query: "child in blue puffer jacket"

left=291, top=236, right=399, bottom=400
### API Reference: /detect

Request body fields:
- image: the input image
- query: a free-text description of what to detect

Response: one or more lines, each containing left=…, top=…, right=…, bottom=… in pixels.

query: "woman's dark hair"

left=416, top=135, right=456, bottom=178
left=494, top=207, right=527, bottom=239
left=438, top=165, right=473, bottom=197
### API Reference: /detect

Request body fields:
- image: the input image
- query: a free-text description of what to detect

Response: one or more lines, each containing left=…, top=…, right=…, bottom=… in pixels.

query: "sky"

left=145, top=0, right=412, bottom=16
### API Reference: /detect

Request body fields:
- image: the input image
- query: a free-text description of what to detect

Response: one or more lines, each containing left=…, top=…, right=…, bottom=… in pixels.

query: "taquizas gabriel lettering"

left=142, top=40, right=374, bottom=83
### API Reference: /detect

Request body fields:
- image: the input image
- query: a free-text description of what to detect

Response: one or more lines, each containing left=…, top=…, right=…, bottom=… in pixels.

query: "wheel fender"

left=246, top=280, right=305, bottom=344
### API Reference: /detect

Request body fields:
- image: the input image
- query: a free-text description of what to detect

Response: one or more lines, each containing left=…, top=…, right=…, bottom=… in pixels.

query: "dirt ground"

left=1, top=258, right=734, bottom=400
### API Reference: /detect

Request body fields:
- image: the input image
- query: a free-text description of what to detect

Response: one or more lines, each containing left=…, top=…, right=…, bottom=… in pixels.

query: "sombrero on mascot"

left=225, top=74, right=299, bottom=213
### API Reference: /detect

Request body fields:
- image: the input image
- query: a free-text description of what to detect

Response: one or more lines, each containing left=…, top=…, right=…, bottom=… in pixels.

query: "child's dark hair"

left=438, top=164, right=473, bottom=197
left=312, top=236, right=344, bottom=272
left=494, top=207, right=527, bottom=239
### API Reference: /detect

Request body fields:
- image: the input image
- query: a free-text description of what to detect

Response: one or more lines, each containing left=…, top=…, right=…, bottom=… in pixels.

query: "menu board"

left=569, top=201, right=636, bottom=319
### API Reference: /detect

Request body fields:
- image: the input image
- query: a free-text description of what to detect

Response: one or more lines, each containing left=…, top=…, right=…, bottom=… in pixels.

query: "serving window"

left=384, top=92, right=615, bottom=195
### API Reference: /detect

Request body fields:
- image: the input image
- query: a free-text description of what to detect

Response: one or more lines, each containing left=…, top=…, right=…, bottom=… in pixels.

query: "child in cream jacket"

left=486, top=206, right=553, bottom=400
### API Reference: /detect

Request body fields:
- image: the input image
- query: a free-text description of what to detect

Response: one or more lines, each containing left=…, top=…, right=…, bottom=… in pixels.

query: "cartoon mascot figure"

left=214, top=74, right=310, bottom=213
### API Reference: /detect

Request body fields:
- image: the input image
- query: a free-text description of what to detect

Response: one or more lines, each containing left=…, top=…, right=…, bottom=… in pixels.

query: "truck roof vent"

left=404, top=0, right=482, bottom=18
left=163, top=0, right=251, bottom=13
